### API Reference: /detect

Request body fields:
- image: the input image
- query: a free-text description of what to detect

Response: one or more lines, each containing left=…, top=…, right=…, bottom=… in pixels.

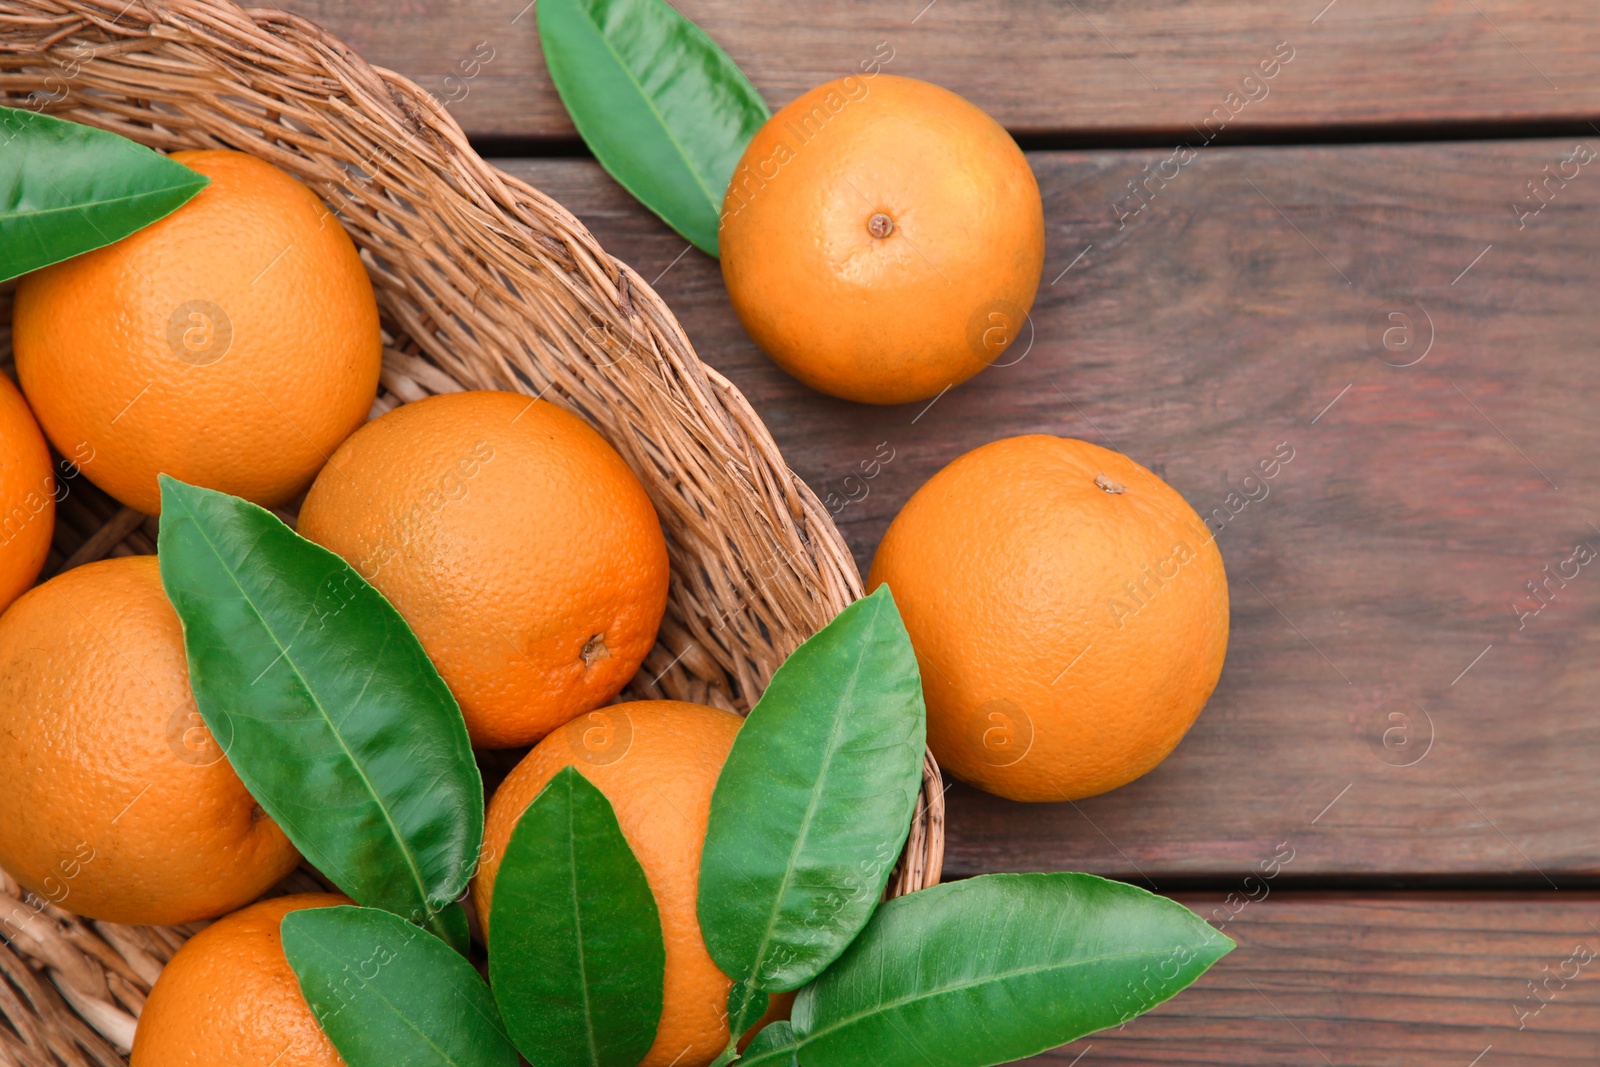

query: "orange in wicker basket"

left=12, top=148, right=382, bottom=517
left=297, top=390, right=672, bottom=750
left=129, top=894, right=348, bottom=1067
left=0, top=0, right=943, bottom=1062
left=0, top=372, right=52, bottom=614
left=0, top=556, right=303, bottom=928
left=476, top=701, right=746, bottom=1067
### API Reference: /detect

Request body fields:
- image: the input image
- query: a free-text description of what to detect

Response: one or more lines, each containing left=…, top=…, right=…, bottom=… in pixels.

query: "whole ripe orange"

left=868, top=436, right=1229, bottom=801
left=131, top=893, right=349, bottom=1067
left=297, top=391, right=670, bottom=749
left=0, top=556, right=301, bottom=924
left=719, top=74, right=1044, bottom=405
left=13, top=149, right=381, bottom=515
left=0, top=372, right=53, bottom=613
left=474, top=700, right=742, bottom=1067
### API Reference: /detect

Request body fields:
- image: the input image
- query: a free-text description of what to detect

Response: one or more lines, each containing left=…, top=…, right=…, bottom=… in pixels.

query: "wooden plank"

left=1038, top=894, right=1600, bottom=1066
left=493, top=137, right=1600, bottom=879
left=282, top=0, right=1600, bottom=140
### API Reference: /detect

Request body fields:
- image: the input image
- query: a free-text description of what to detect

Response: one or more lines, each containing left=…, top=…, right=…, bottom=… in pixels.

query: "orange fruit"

left=0, top=556, right=300, bottom=924
left=297, top=391, right=670, bottom=749
left=868, top=436, right=1229, bottom=801
left=719, top=74, right=1044, bottom=405
left=474, top=700, right=743, bottom=1067
left=0, top=372, right=53, bottom=612
left=14, top=149, right=381, bottom=515
left=131, top=893, right=349, bottom=1067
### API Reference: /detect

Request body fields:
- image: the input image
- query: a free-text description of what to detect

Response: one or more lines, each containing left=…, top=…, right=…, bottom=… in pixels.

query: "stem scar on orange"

left=719, top=74, right=1045, bottom=406
left=868, top=435, right=1230, bottom=802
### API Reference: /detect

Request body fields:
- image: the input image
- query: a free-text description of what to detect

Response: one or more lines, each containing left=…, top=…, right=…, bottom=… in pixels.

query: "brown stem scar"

left=868, top=212, right=894, bottom=239
left=581, top=634, right=611, bottom=667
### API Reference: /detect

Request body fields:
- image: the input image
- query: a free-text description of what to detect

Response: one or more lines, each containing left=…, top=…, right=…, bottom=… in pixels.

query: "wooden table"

left=289, top=2, right=1600, bottom=1061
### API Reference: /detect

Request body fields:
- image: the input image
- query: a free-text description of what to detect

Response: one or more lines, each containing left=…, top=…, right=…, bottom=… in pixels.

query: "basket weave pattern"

left=0, top=2, right=945, bottom=1062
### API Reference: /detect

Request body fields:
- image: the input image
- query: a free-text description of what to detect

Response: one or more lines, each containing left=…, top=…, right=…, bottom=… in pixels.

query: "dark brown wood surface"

left=1031, top=894, right=1600, bottom=1065
left=288, top=0, right=1600, bottom=140
left=492, top=141, right=1600, bottom=882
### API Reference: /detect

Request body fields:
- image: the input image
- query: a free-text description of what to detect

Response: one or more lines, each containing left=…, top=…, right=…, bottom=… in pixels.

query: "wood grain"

left=281, top=0, right=1600, bottom=140
left=1037, top=894, right=1600, bottom=1066
left=493, top=136, right=1600, bottom=880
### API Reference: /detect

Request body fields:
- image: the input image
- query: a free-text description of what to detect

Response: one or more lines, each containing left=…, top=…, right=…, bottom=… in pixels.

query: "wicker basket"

left=0, top=2, right=946, bottom=1062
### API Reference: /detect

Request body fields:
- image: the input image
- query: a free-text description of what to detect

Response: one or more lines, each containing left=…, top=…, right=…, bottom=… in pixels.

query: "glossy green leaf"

left=283, top=906, right=518, bottom=1067
left=435, top=901, right=472, bottom=957
left=787, top=873, right=1235, bottom=1067
left=727, top=980, right=771, bottom=1043
left=0, top=105, right=208, bottom=282
left=488, top=766, right=665, bottom=1067
left=699, top=586, right=926, bottom=993
left=536, top=0, right=769, bottom=255
left=736, top=1022, right=798, bottom=1067
left=156, top=477, right=482, bottom=943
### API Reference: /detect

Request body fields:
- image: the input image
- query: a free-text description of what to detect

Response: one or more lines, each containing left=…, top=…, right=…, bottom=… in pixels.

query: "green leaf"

left=156, top=477, right=482, bottom=942
left=435, top=901, right=472, bottom=957
left=787, top=873, right=1235, bottom=1067
left=283, top=906, right=518, bottom=1067
left=727, top=980, right=771, bottom=1042
left=536, top=0, right=769, bottom=256
left=737, top=1022, right=799, bottom=1067
left=0, top=105, right=208, bottom=282
left=488, top=766, right=665, bottom=1067
left=699, top=586, right=926, bottom=993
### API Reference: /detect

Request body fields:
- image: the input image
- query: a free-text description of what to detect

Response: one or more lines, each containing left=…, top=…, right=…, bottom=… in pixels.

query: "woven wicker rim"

left=0, top=2, right=945, bottom=1062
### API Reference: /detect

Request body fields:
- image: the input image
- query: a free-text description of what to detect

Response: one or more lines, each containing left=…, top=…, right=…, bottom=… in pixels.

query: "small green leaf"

left=283, top=906, right=518, bottom=1067
left=0, top=105, right=208, bottom=282
left=536, top=0, right=769, bottom=255
left=727, top=979, right=771, bottom=1042
left=488, top=766, right=665, bottom=1067
left=708, top=981, right=771, bottom=1067
left=699, top=586, right=926, bottom=993
left=737, top=1022, right=799, bottom=1067
left=156, top=477, right=482, bottom=941
left=787, top=873, right=1235, bottom=1067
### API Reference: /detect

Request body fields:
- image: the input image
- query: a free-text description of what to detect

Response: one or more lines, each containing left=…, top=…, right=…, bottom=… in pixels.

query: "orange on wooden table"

left=869, top=435, right=1229, bottom=801
left=0, top=555, right=300, bottom=924
left=14, top=149, right=380, bottom=515
left=720, top=74, right=1044, bottom=405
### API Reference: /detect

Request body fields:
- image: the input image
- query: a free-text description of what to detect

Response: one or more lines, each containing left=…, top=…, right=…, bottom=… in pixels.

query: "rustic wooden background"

left=298, top=1, right=1600, bottom=1061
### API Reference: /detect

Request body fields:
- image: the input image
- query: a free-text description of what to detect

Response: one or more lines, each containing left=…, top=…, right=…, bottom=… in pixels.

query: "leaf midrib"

left=174, top=497, right=434, bottom=913
left=1, top=183, right=204, bottom=223
left=304, top=933, right=470, bottom=1066
left=563, top=777, right=603, bottom=1067
left=745, top=623, right=877, bottom=983
left=800, top=941, right=1225, bottom=1045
